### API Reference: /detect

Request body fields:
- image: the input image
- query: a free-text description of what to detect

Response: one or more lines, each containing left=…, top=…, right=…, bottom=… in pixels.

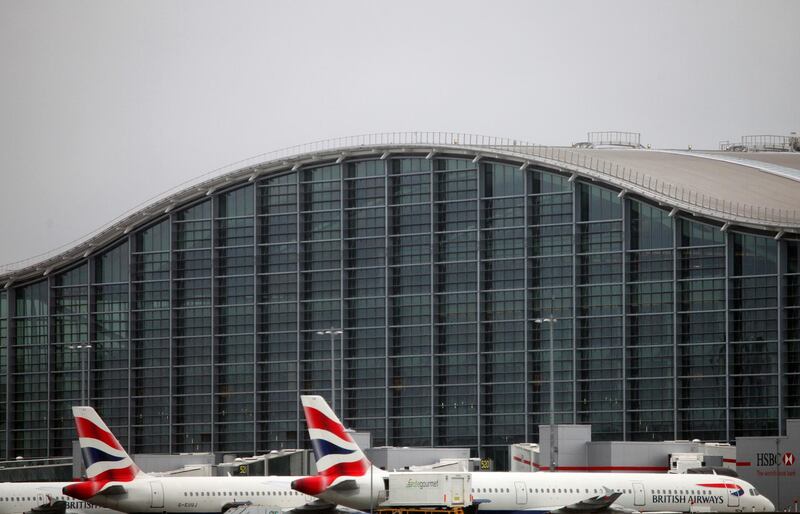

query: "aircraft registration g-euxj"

left=291, top=396, right=775, bottom=514
left=62, top=406, right=330, bottom=514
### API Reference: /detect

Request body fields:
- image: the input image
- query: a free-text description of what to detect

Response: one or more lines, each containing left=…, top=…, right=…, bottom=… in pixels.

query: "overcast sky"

left=1, top=0, right=798, bottom=267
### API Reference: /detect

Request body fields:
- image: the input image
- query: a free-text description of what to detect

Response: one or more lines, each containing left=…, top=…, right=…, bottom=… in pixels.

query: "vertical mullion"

left=46, top=275, right=52, bottom=457
left=724, top=230, right=731, bottom=441
left=523, top=167, right=530, bottom=440
left=621, top=195, right=627, bottom=440
left=430, top=156, right=435, bottom=445
left=295, top=169, right=302, bottom=448
left=88, top=257, right=95, bottom=409
left=476, top=160, right=482, bottom=454
left=210, top=196, right=216, bottom=450
left=253, top=182, right=258, bottom=453
left=169, top=213, right=174, bottom=453
left=126, top=234, right=133, bottom=449
left=384, top=156, right=390, bottom=443
left=571, top=180, right=578, bottom=426
left=672, top=216, right=679, bottom=440
left=339, top=162, right=345, bottom=423
left=777, top=239, right=784, bottom=436
left=5, top=286, right=15, bottom=459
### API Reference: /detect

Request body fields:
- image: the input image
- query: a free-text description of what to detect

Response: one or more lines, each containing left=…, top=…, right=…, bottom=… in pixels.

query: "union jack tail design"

left=63, top=406, right=143, bottom=500
left=292, top=395, right=373, bottom=496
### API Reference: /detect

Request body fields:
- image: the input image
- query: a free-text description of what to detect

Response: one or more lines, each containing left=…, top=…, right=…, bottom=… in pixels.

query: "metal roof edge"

left=2, top=135, right=798, bottom=283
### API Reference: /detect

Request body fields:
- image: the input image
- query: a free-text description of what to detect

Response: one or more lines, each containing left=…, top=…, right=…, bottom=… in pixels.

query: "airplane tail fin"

left=63, top=406, right=143, bottom=500
left=292, top=395, right=379, bottom=496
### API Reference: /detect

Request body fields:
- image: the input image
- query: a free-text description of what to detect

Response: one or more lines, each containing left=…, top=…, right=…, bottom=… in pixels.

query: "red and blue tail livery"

left=63, top=406, right=143, bottom=500
left=292, top=395, right=378, bottom=497
left=303, top=395, right=370, bottom=478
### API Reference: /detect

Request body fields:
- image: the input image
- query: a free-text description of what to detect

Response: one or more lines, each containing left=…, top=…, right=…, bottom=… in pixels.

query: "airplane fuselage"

left=0, top=482, right=117, bottom=514
left=83, top=475, right=313, bottom=514
left=316, top=470, right=774, bottom=513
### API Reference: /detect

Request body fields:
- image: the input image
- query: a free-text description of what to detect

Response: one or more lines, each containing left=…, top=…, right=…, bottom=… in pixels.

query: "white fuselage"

left=0, top=482, right=117, bottom=514
left=82, top=476, right=313, bottom=514
left=316, top=470, right=775, bottom=513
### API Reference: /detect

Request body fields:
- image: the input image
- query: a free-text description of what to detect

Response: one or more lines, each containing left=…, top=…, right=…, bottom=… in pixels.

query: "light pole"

left=68, top=343, right=93, bottom=405
left=316, top=328, right=343, bottom=417
left=534, top=317, right=557, bottom=472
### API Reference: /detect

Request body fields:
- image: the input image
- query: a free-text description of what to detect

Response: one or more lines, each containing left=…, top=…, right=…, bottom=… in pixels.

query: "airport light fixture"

left=317, top=328, right=343, bottom=417
left=534, top=317, right=557, bottom=472
left=68, top=343, right=93, bottom=406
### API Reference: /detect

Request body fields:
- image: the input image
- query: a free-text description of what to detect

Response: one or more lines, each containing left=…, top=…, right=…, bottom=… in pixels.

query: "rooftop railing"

left=2, top=131, right=798, bottom=275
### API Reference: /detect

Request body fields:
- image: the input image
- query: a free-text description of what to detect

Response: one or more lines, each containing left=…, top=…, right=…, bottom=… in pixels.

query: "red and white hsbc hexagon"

left=783, top=452, right=795, bottom=466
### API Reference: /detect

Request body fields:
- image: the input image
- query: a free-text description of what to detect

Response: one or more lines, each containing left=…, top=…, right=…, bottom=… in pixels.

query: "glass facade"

left=1, top=153, right=798, bottom=469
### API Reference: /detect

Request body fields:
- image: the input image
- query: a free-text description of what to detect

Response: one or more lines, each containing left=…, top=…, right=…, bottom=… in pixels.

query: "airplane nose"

left=764, top=498, right=775, bottom=512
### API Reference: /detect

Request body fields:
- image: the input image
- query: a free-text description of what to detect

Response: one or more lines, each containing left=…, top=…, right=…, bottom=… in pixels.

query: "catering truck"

left=383, top=472, right=472, bottom=510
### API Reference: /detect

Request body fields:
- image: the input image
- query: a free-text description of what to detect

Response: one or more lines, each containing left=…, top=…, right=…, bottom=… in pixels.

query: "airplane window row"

left=653, top=489, right=712, bottom=495
left=475, top=488, right=609, bottom=495
left=183, top=491, right=304, bottom=497
left=2, top=496, right=71, bottom=502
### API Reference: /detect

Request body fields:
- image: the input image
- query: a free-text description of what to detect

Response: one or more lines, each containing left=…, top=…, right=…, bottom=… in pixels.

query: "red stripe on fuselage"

left=697, top=483, right=738, bottom=489
left=75, top=417, right=124, bottom=451
left=303, top=406, right=352, bottom=442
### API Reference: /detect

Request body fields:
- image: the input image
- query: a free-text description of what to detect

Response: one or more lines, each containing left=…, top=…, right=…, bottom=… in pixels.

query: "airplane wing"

left=549, top=489, right=625, bottom=514
left=26, top=497, right=66, bottom=514
left=290, top=499, right=340, bottom=512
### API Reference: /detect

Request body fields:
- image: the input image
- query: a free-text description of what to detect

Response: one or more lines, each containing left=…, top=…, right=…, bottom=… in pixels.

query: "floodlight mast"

left=68, top=343, right=93, bottom=405
left=534, top=317, right=557, bottom=471
left=317, top=328, right=343, bottom=417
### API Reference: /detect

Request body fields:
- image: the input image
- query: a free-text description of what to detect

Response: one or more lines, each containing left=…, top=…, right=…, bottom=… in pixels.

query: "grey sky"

left=1, top=0, right=798, bottom=267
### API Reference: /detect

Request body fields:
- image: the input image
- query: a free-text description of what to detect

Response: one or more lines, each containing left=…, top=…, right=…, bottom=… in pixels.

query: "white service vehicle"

left=384, top=473, right=470, bottom=508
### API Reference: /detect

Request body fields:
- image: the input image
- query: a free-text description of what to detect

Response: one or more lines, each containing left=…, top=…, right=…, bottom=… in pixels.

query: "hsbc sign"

left=756, top=452, right=795, bottom=467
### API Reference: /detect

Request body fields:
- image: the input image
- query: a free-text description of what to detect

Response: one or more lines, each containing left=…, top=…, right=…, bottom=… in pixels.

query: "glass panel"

left=678, top=218, right=723, bottom=247
left=732, top=233, right=777, bottom=276
left=629, top=200, right=673, bottom=250
left=579, top=183, right=621, bottom=221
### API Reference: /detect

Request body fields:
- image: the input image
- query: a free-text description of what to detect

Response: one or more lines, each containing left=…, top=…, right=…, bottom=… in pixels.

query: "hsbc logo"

left=756, top=452, right=795, bottom=467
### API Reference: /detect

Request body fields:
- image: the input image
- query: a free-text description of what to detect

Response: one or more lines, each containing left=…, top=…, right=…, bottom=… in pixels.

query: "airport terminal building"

left=1, top=133, right=799, bottom=469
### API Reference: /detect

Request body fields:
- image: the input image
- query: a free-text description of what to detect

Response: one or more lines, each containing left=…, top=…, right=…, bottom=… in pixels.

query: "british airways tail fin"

left=63, top=406, right=144, bottom=500
left=301, top=395, right=371, bottom=477
left=292, top=395, right=384, bottom=497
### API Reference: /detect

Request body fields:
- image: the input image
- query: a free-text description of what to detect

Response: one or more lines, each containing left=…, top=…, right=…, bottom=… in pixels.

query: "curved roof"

left=3, top=132, right=800, bottom=284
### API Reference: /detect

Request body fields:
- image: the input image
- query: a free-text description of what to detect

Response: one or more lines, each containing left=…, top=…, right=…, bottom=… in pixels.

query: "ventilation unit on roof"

left=573, top=131, right=643, bottom=149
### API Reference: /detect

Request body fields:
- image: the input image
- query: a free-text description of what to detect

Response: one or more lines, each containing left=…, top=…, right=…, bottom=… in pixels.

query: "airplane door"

left=632, top=482, right=645, bottom=507
left=150, top=481, right=165, bottom=509
left=451, top=477, right=465, bottom=506
left=723, top=479, right=739, bottom=508
left=515, top=481, right=528, bottom=505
